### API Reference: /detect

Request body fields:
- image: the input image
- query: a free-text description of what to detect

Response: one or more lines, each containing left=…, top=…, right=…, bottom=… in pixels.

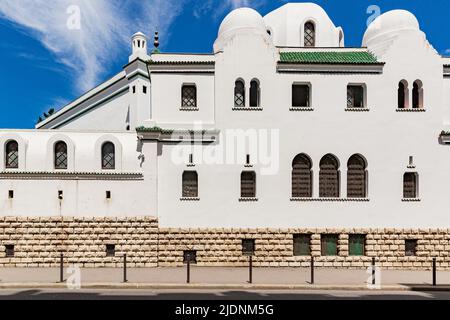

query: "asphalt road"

left=0, top=289, right=449, bottom=300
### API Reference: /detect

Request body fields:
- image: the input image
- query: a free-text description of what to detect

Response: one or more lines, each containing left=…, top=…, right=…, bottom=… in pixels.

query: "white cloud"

left=193, top=0, right=266, bottom=19
left=0, top=0, right=183, bottom=93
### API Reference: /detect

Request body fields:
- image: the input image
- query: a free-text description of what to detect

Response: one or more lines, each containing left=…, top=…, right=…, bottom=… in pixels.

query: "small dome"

left=132, top=31, right=146, bottom=38
left=363, top=10, right=420, bottom=46
left=214, top=8, right=268, bottom=52
left=218, top=8, right=267, bottom=38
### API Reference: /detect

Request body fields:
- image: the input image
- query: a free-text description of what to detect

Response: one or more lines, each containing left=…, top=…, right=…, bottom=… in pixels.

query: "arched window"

left=292, top=154, right=312, bottom=198
left=183, top=171, right=198, bottom=198
left=102, top=142, right=115, bottom=170
left=241, top=171, right=256, bottom=198
left=54, top=141, right=68, bottom=170
left=403, top=172, right=418, bottom=199
left=304, top=21, right=315, bottom=47
left=234, top=80, right=245, bottom=108
left=412, top=80, right=423, bottom=109
left=347, top=155, right=368, bottom=198
left=319, top=154, right=340, bottom=198
left=5, top=140, right=19, bottom=169
left=398, top=80, right=409, bottom=109
left=181, top=84, right=197, bottom=108
left=250, top=80, right=260, bottom=108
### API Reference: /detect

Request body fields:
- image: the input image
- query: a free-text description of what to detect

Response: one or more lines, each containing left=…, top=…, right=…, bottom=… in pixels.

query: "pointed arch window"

left=319, top=154, right=340, bottom=198
left=54, top=141, right=68, bottom=170
left=304, top=22, right=316, bottom=47
left=234, top=80, right=245, bottom=108
left=182, top=171, right=198, bottom=198
left=292, top=154, right=312, bottom=198
left=403, top=172, right=418, bottom=199
left=347, top=155, right=368, bottom=198
left=5, top=140, right=19, bottom=169
left=398, top=80, right=409, bottom=109
left=102, top=142, right=115, bottom=170
left=412, top=80, right=423, bottom=109
left=249, top=80, right=260, bottom=108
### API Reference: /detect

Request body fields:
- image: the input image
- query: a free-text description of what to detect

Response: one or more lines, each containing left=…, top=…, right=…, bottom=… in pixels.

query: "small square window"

left=349, top=234, right=366, bottom=256
left=143, top=86, right=147, bottom=94
left=58, top=190, right=63, bottom=200
left=321, top=234, right=339, bottom=256
left=106, top=244, right=116, bottom=257
left=106, top=191, right=111, bottom=199
left=347, top=85, right=365, bottom=108
left=293, top=234, right=311, bottom=256
left=242, top=239, right=255, bottom=256
left=405, top=240, right=418, bottom=256
left=8, top=190, right=14, bottom=199
left=292, top=84, right=310, bottom=107
left=183, top=250, right=197, bottom=264
left=5, top=245, right=14, bottom=258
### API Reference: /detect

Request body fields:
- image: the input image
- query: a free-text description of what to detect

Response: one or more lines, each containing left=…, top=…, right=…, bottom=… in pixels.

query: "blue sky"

left=0, top=0, right=449, bottom=129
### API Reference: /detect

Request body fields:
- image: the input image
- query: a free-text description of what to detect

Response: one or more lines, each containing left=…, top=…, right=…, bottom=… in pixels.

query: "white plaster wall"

left=151, top=73, right=215, bottom=126
left=0, top=130, right=153, bottom=217
left=155, top=14, right=450, bottom=229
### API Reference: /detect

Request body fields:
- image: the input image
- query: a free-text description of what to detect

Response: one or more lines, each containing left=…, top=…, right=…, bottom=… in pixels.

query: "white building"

left=1, top=3, right=450, bottom=268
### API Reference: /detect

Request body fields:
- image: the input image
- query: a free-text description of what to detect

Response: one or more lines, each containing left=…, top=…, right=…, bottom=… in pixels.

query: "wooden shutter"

left=347, top=155, right=367, bottom=198
left=293, top=234, right=311, bottom=256
left=183, top=171, right=198, bottom=198
left=320, top=155, right=339, bottom=198
left=349, top=235, right=366, bottom=256
left=241, top=171, right=256, bottom=198
left=292, top=154, right=312, bottom=198
left=321, top=234, right=338, bottom=256
left=403, top=173, right=417, bottom=198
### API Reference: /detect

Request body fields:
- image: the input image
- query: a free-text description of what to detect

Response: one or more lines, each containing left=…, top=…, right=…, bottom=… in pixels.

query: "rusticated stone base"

left=0, top=217, right=158, bottom=268
left=158, top=228, right=450, bottom=270
left=1, top=217, right=450, bottom=270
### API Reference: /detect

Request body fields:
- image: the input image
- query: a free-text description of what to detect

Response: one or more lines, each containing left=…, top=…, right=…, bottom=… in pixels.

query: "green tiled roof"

left=279, top=51, right=383, bottom=65
left=148, top=60, right=215, bottom=65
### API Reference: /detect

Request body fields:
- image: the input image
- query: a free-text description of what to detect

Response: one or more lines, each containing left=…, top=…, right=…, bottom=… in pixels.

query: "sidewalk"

left=0, top=267, right=449, bottom=291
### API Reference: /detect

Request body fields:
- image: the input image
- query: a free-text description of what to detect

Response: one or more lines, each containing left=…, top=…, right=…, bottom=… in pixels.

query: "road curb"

left=0, top=283, right=449, bottom=291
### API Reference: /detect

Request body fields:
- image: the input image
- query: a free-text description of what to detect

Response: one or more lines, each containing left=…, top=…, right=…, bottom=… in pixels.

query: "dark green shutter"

left=349, top=235, right=366, bottom=256
left=321, top=235, right=338, bottom=256
left=293, top=234, right=311, bottom=256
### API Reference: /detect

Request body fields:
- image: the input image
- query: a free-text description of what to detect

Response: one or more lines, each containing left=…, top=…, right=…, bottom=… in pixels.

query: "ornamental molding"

left=0, top=171, right=143, bottom=181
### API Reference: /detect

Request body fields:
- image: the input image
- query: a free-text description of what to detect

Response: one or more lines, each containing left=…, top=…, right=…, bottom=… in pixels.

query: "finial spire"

left=153, top=31, right=160, bottom=53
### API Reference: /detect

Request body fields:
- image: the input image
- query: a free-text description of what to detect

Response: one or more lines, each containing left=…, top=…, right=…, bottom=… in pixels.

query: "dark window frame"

left=321, top=234, right=339, bottom=256
left=241, top=171, right=256, bottom=198
left=181, top=84, right=197, bottom=108
left=101, top=142, right=116, bottom=170
left=242, top=239, right=255, bottom=256
left=349, top=234, right=366, bottom=256
left=5, top=140, right=19, bottom=169
left=347, top=85, right=365, bottom=108
left=54, top=141, right=68, bottom=170
left=405, top=239, right=418, bottom=256
left=293, top=234, right=311, bottom=256
left=292, top=84, right=311, bottom=107
left=182, top=171, right=199, bottom=198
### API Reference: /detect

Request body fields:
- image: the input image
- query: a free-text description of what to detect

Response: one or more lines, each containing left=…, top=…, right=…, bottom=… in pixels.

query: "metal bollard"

left=248, top=255, right=253, bottom=284
left=432, top=257, right=437, bottom=286
left=372, top=257, right=376, bottom=286
left=59, top=253, right=64, bottom=283
left=310, top=256, right=315, bottom=285
left=123, top=254, right=128, bottom=283
left=187, top=258, right=191, bottom=284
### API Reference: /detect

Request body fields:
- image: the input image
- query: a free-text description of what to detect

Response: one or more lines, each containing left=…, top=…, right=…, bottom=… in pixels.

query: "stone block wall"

left=0, top=217, right=158, bottom=267
left=158, top=228, right=450, bottom=270
left=1, top=218, right=450, bottom=270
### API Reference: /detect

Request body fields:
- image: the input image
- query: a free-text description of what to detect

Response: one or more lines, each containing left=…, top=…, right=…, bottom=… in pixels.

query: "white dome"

left=214, top=7, right=268, bottom=53
left=363, top=10, right=420, bottom=46
left=218, top=8, right=267, bottom=38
